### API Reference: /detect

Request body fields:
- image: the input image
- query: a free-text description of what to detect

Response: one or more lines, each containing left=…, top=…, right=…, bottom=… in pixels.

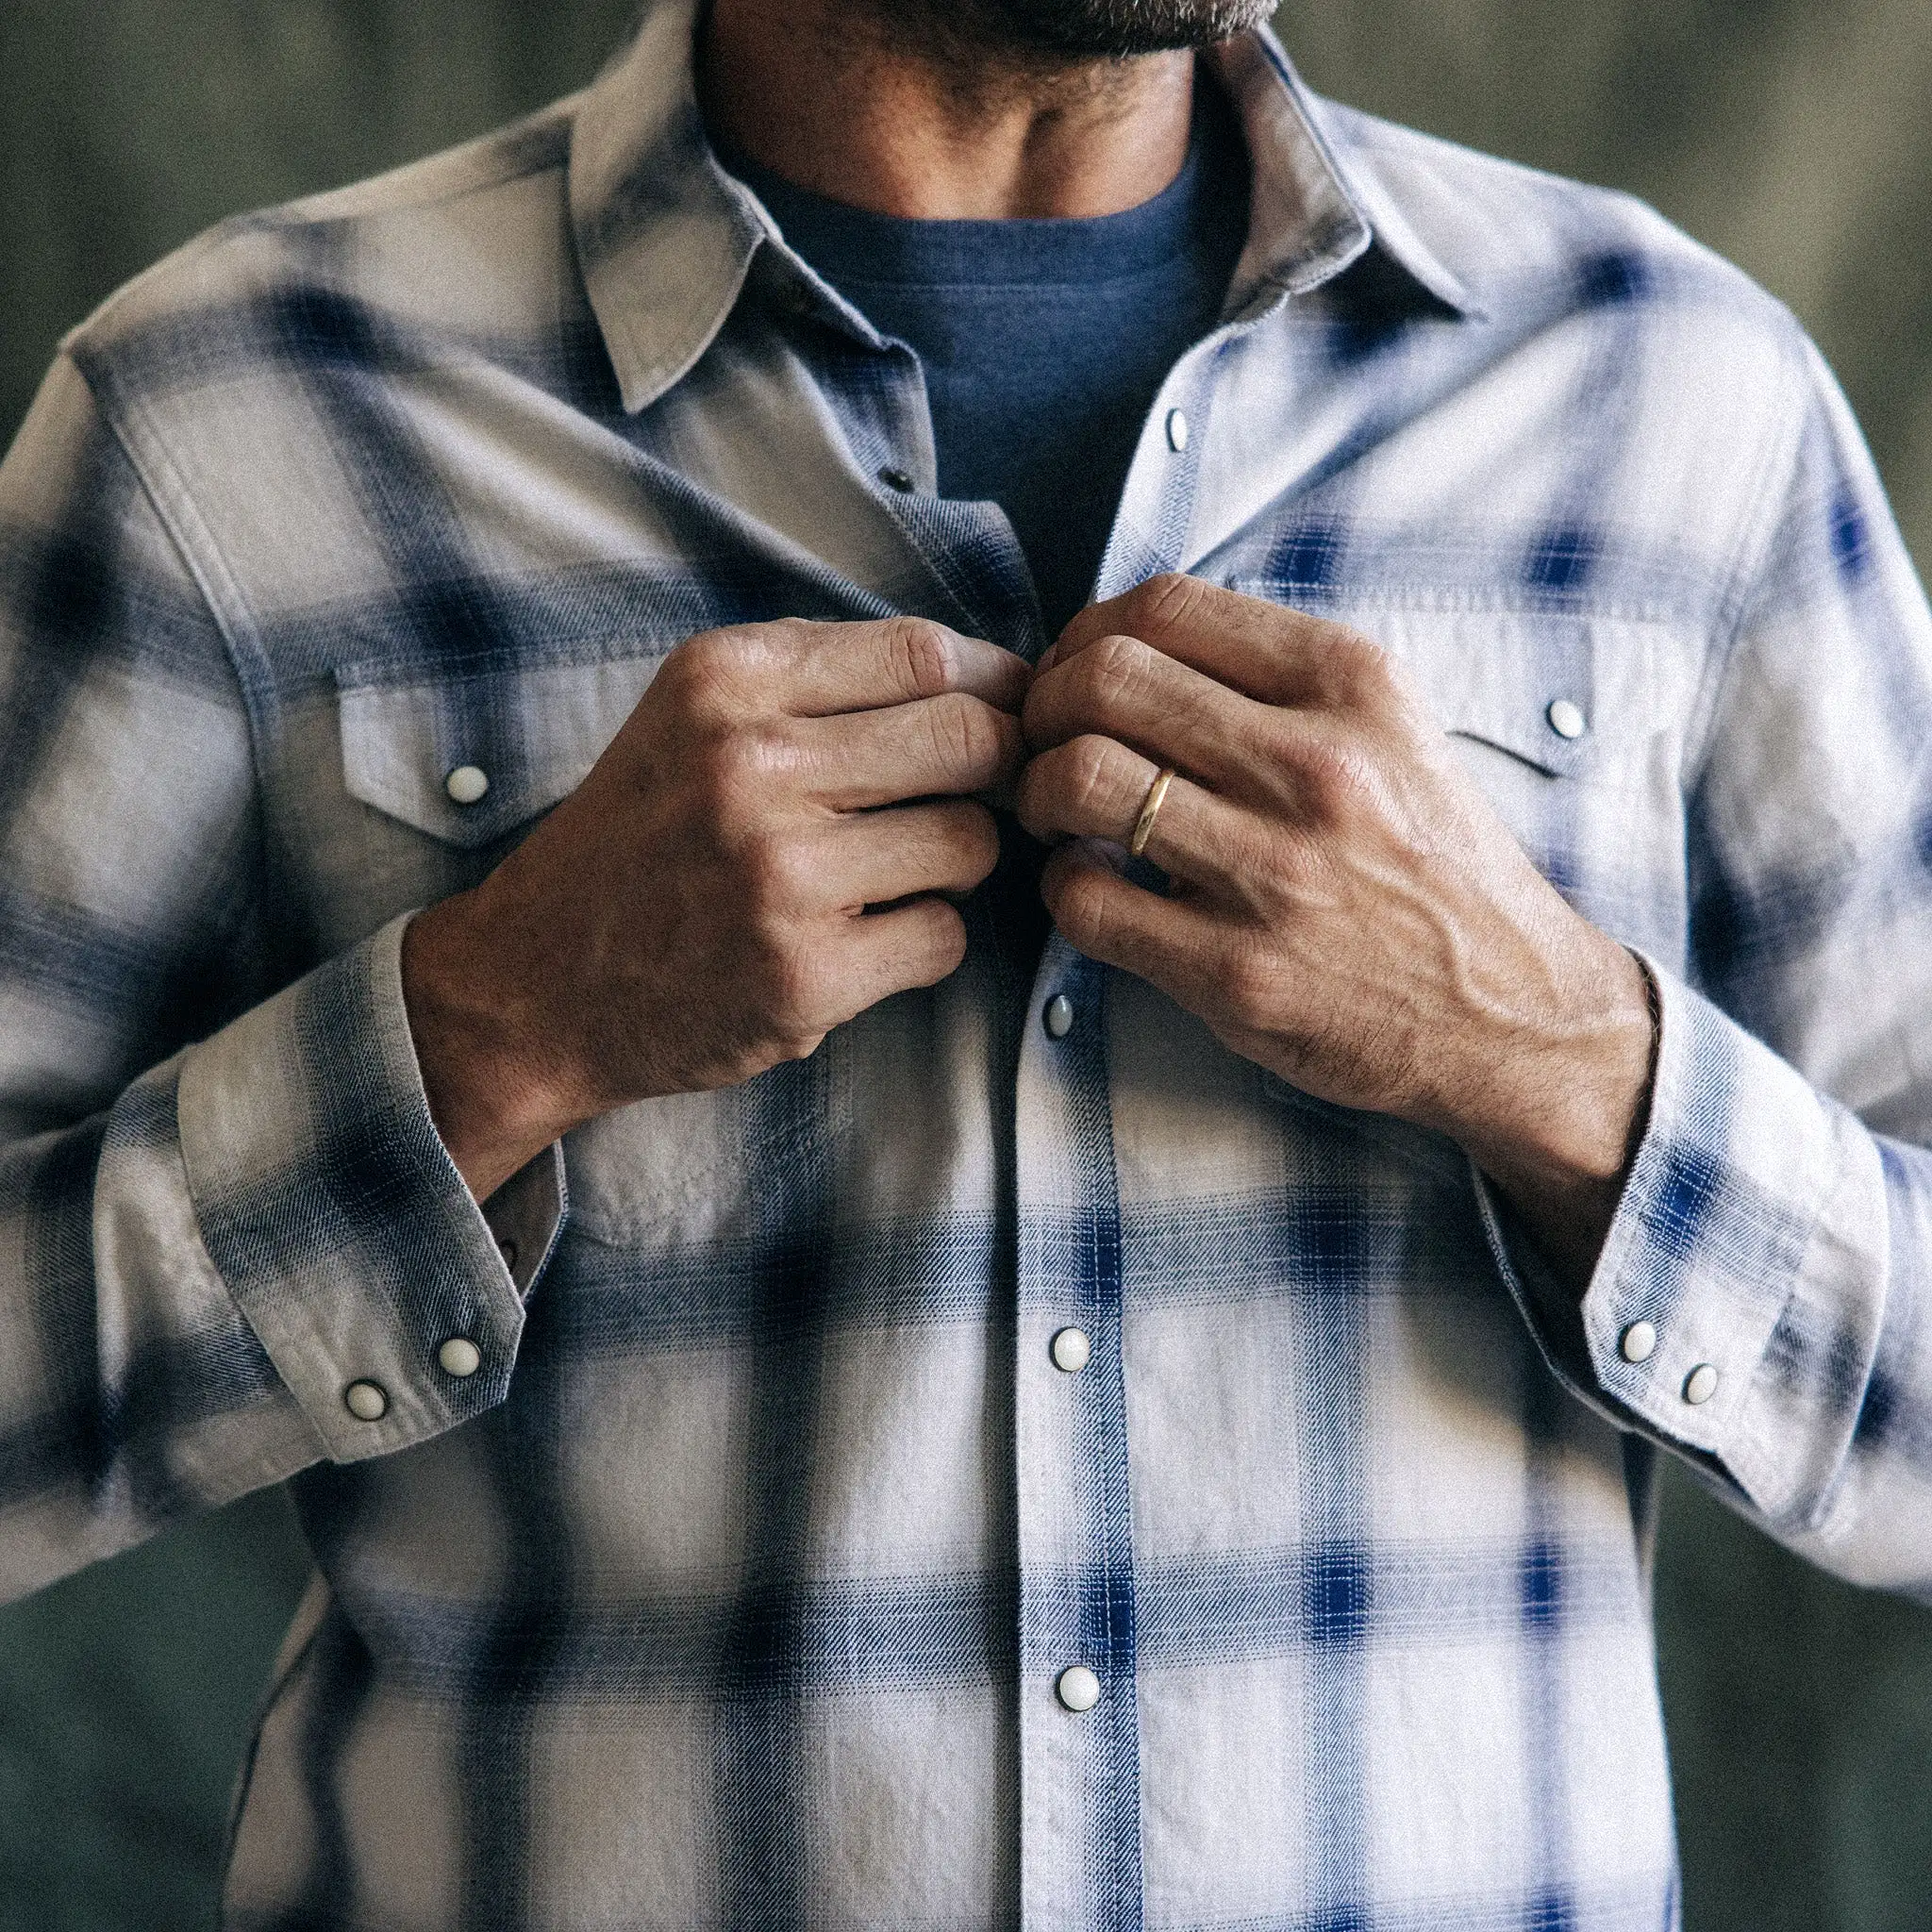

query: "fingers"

left=1049, top=575, right=1396, bottom=714
left=1024, top=628, right=1276, bottom=797
left=1038, top=842, right=1207, bottom=994
left=705, top=615, right=1031, bottom=720
left=827, top=897, right=972, bottom=1015
left=1016, top=735, right=1252, bottom=896
left=817, top=800, right=1002, bottom=908
left=806, top=692, right=1026, bottom=808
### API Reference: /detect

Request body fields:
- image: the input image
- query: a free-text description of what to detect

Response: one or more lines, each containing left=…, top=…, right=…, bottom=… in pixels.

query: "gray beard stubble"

left=903, top=0, right=1275, bottom=63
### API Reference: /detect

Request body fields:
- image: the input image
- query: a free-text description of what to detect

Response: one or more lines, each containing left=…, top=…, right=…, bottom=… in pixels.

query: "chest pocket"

left=337, top=653, right=669, bottom=850
left=334, top=647, right=853, bottom=1250
left=1350, top=603, right=1641, bottom=774
left=1356, top=604, right=1694, bottom=941
left=1217, top=591, right=1701, bottom=955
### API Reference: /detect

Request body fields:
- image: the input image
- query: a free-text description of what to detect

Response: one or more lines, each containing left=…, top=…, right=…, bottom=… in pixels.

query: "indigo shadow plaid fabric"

left=3, top=2, right=1932, bottom=1925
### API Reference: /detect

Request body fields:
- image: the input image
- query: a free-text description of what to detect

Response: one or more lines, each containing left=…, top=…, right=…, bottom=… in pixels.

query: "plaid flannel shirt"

left=4, top=3, right=1932, bottom=1925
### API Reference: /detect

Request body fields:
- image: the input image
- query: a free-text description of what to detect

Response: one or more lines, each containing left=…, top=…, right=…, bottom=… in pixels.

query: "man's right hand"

left=401, top=616, right=1028, bottom=1202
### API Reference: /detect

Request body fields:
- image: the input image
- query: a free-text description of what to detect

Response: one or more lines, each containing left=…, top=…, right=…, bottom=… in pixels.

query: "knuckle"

left=1047, top=859, right=1109, bottom=941
left=665, top=633, right=758, bottom=727
left=686, top=727, right=743, bottom=808
left=764, top=933, right=828, bottom=1032
left=1290, top=734, right=1370, bottom=824
left=1170, top=686, right=1229, bottom=764
left=754, top=723, right=809, bottom=788
left=694, top=727, right=780, bottom=825
left=666, top=625, right=726, bottom=681
left=1077, top=634, right=1146, bottom=713
left=1124, top=572, right=1200, bottom=638
left=907, top=899, right=970, bottom=980
left=768, top=1006, right=821, bottom=1052
left=1014, top=757, right=1057, bottom=837
left=668, top=624, right=738, bottom=688
left=741, top=825, right=816, bottom=914
left=930, top=692, right=1001, bottom=774
left=927, top=688, right=981, bottom=760
left=954, top=699, right=1012, bottom=773
left=944, top=800, right=1001, bottom=874
left=742, top=723, right=806, bottom=791
left=1321, top=628, right=1397, bottom=708
left=652, top=641, right=707, bottom=716
left=671, top=620, right=808, bottom=713
left=932, top=905, right=971, bottom=975
left=1064, top=734, right=1121, bottom=814
left=888, top=617, right=958, bottom=699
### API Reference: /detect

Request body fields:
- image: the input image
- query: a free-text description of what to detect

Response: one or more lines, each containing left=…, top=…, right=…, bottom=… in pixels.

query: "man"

left=1, top=0, right=1929, bottom=1921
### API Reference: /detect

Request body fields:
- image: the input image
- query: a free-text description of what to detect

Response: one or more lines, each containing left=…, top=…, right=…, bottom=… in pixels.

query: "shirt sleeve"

left=1487, top=335, right=1932, bottom=1597
left=0, top=354, right=557, bottom=1605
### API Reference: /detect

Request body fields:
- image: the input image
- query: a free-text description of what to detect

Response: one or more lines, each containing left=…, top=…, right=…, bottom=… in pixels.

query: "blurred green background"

left=3, top=1, right=1931, bottom=1925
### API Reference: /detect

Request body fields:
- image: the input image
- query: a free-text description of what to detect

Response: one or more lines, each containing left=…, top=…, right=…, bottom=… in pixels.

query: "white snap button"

left=1056, top=1665, right=1102, bottom=1712
left=1044, top=993, right=1074, bottom=1040
left=1546, top=699, right=1587, bottom=741
left=438, top=1338, right=483, bottom=1379
left=343, top=1380, right=389, bottom=1422
left=1620, top=1321, right=1657, bottom=1364
left=1166, top=408, right=1190, bottom=453
left=445, top=764, right=490, bottom=805
left=1051, top=1326, right=1092, bottom=1374
left=1683, top=1363, right=1720, bottom=1406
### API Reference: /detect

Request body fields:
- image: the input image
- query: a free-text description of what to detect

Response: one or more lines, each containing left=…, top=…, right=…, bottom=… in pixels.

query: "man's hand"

left=1017, top=575, right=1656, bottom=1288
left=404, top=616, right=1028, bottom=1202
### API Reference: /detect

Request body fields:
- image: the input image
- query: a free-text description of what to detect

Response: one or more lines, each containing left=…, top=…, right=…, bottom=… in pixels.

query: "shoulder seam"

left=66, top=344, right=284, bottom=783
left=58, top=348, right=275, bottom=959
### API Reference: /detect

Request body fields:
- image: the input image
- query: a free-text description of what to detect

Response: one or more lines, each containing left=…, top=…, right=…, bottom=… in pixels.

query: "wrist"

left=1443, top=938, right=1658, bottom=1289
left=401, top=893, right=581, bottom=1202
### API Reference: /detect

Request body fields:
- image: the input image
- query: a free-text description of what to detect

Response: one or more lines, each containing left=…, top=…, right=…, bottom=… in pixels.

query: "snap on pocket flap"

left=338, top=654, right=664, bottom=846
left=1352, top=608, right=1603, bottom=780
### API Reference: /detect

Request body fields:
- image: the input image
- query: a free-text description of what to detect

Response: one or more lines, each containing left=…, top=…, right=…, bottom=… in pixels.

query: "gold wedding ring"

left=1128, top=767, right=1175, bottom=859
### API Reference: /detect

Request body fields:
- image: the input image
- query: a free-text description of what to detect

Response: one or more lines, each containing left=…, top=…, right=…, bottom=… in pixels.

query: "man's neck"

left=697, top=0, right=1196, bottom=219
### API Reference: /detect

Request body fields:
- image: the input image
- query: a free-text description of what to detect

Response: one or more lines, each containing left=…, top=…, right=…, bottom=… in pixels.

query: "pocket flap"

left=337, top=654, right=666, bottom=846
left=1363, top=607, right=1602, bottom=779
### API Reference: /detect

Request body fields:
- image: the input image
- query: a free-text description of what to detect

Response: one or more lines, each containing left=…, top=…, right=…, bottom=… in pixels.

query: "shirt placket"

left=1015, top=936, right=1142, bottom=1930
left=1009, top=337, right=1226, bottom=1932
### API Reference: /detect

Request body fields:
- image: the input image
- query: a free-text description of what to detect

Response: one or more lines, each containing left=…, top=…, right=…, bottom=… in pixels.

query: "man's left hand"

left=1017, top=575, right=1657, bottom=1289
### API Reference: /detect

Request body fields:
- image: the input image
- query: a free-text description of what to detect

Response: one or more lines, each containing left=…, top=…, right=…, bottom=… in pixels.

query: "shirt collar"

left=1208, top=28, right=1482, bottom=322
left=569, top=0, right=1480, bottom=415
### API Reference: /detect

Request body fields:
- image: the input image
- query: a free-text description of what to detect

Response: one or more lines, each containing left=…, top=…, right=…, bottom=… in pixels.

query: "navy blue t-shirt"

left=730, top=85, right=1252, bottom=641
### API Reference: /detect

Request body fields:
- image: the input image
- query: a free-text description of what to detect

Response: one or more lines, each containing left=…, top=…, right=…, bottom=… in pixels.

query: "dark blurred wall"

left=0, top=0, right=644, bottom=441
left=2, top=4, right=1931, bottom=1928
